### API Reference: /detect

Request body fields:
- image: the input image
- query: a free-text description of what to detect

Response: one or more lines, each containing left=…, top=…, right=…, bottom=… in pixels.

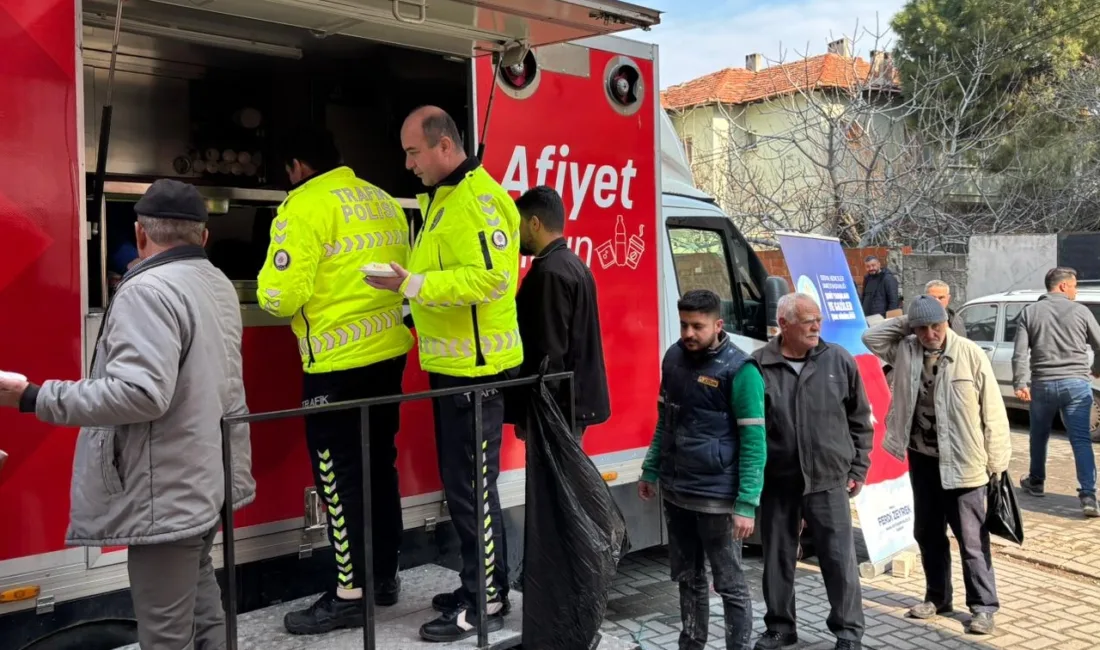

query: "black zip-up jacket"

left=861, top=268, right=900, bottom=318
left=506, top=238, right=610, bottom=428
left=752, top=336, right=873, bottom=494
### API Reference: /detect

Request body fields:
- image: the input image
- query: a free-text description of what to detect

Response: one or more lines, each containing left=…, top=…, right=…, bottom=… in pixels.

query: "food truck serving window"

left=130, top=0, right=661, bottom=56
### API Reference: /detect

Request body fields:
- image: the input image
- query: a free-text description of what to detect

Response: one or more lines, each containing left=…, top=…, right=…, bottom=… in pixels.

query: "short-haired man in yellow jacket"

left=367, top=105, right=522, bottom=643
left=257, top=125, right=413, bottom=635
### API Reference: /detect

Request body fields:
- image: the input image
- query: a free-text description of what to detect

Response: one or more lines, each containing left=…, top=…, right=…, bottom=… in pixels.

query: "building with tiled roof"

left=660, top=38, right=903, bottom=241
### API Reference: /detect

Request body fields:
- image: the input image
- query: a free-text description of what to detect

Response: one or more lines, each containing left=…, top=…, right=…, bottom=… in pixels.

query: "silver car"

left=957, top=288, right=1100, bottom=442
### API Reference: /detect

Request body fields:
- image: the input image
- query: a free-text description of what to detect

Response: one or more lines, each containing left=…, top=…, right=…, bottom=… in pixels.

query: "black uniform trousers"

left=429, top=370, right=514, bottom=608
left=760, top=483, right=864, bottom=641
left=908, top=451, right=999, bottom=613
left=301, top=355, right=407, bottom=594
left=664, top=500, right=753, bottom=650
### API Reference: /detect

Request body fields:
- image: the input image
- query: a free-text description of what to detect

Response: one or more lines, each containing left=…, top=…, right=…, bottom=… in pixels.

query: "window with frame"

left=1002, top=303, right=1026, bottom=343
left=959, top=303, right=998, bottom=342
left=668, top=227, right=743, bottom=333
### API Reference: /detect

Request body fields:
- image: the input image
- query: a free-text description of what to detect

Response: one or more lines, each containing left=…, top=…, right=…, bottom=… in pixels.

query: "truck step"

left=112, top=563, right=638, bottom=649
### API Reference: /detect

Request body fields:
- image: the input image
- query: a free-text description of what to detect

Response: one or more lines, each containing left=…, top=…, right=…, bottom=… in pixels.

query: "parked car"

left=958, top=287, right=1100, bottom=442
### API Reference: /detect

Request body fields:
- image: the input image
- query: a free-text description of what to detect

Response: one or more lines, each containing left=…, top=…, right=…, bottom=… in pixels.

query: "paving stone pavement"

left=992, top=424, right=1100, bottom=579
left=599, top=422, right=1100, bottom=650
left=600, top=538, right=1100, bottom=650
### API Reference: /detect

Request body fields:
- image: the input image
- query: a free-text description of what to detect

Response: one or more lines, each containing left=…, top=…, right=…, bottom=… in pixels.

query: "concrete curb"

left=989, top=536, right=1100, bottom=582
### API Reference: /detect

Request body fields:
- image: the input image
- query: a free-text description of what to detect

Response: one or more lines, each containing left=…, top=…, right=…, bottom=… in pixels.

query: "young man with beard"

left=508, top=185, right=610, bottom=438
left=863, top=295, right=1010, bottom=635
left=638, top=289, right=767, bottom=650
left=752, top=293, right=871, bottom=650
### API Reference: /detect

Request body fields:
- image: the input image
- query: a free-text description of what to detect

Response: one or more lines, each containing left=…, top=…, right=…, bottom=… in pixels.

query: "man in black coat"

left=507, top=185, right=610, bottom=437
left=860, top=255, right=900, bottom=319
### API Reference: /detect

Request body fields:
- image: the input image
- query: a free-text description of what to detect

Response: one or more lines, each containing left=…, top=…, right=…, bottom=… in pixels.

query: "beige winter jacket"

left=862, top=316, right=1011, bottom=490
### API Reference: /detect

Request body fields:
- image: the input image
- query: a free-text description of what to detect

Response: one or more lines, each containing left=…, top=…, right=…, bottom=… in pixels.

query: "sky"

left=619, top=0, right=909, bottom=89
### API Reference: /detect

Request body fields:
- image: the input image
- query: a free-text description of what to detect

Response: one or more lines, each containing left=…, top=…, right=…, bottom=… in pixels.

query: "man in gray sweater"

left=1012, top=267, right=1100, bottom=518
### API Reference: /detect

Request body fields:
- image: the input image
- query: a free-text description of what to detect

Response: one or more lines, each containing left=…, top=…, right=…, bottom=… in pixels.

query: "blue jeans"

left=1028, top=378, right=1097, bottom=497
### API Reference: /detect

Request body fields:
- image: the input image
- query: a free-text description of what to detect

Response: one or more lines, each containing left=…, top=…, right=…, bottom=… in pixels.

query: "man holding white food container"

left=256, top=125, right=416, bottom=635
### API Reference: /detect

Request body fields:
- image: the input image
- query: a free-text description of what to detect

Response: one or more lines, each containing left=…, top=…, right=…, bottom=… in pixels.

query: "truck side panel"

left=0, top=0, right=84, bottom=562
left=474, top=45, right=661, bottom=461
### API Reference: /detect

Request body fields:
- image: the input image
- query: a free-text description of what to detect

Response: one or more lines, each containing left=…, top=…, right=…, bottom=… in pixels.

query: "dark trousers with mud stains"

left=909, top=451, right=999, bottom=614
left=761, top=483, right=864, bottom=642
left=302, top=355, right=407, bottom=595
left=429, top=370, right=514, bottom=608
left=664, top=500, right=753, bottom=650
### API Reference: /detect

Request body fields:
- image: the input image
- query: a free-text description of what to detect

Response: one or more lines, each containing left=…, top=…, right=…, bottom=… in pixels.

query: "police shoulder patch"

left=273, top=249, right=291, bottom=271
left=491, top=229, right=508, bottom=250
left=697, top=375, right=720, bottom=388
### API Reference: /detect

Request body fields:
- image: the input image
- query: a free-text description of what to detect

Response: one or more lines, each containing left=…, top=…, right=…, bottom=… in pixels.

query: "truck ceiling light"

left=83, top=15, right=304, bottom=59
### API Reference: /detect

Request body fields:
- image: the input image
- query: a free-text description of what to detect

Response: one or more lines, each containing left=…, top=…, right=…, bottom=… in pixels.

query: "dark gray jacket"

left=753, top=337, right=873, bottom=494
left=861, top=269, right=900, bottom=318
left=947, top=307, right=966, bottom=338
left=26, top=246, right=255, bottom=546
left=1012, top=292, right=1100, bottom=390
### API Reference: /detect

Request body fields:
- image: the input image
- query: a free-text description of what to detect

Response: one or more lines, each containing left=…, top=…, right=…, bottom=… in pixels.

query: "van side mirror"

left=765, top=275, right=790, bottom=336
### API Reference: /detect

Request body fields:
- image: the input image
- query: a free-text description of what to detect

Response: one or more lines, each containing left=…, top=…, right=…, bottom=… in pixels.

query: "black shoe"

left=754, top=630, right=798, bottom=650
left=419, top=602, right=505, bottom=642
left=375, top=576, right=401, bottom=607
left=1020, top=475, right=1045, bottom=497
left=431, top=588, right=511, bottom=615
left=967, top=612, right=995, bottom=635
left=284, top=593, right=364, bottom=635
left=1081, top=494, right=1100, bottom=518
left=834, top=641, right=862, bottom=650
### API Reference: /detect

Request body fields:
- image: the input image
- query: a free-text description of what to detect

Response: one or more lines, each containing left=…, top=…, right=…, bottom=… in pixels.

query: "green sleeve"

left=641, top=400, right=664, bottom=483
left=732, top=363, right=767, bottom=518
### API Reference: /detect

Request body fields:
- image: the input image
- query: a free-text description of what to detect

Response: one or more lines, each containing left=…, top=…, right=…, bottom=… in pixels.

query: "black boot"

left=284, top=593, right=364, bottom=635
left=431, top=587, right=511, bottom=615
left=376, top=576, right=401, bottom=607
left=754, top=630, right=798, bottom=650
left=419, top=601, right=506, bottom=642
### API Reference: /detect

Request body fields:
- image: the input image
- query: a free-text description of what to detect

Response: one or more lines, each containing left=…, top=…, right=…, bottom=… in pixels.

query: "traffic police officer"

left=257, top=125, right=414, bottom=635
left=367, top=105, right=523, bottom=643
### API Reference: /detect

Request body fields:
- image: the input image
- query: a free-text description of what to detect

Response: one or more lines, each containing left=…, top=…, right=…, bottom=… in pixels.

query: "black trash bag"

left=521, top=373, right=630, bottom=650
left=987, top=471, right=1024, bottom=545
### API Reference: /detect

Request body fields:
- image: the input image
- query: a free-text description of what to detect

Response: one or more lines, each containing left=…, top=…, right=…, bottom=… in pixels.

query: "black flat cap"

left=134, top=179, right=209, bottom=222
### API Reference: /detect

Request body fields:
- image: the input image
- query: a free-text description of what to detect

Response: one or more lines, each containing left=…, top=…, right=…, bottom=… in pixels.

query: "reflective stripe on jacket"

left=257, top=166, right=414, bottom=374
left=402, top=164, right=523, bottom=377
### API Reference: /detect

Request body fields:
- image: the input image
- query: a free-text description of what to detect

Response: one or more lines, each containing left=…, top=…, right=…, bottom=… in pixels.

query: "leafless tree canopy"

left=667, top=23, right=1100, bottom=252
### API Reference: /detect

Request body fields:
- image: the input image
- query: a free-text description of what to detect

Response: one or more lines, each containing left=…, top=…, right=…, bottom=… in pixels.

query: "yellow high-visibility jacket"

left=257, top=166, right=414, bottom=374
left=401, top=164, right=523, bottom=377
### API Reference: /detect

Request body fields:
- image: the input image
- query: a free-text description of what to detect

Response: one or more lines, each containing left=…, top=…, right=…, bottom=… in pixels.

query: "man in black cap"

left=0, top=178, right=256, bottom=650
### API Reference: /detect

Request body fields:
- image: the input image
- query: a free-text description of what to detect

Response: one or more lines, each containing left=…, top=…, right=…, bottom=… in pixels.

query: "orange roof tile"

left=661, top=53, right=898, bottom=110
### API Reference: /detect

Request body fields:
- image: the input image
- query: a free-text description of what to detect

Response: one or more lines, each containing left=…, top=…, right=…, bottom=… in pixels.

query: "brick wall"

left=756, top=246, right=911, bottom=294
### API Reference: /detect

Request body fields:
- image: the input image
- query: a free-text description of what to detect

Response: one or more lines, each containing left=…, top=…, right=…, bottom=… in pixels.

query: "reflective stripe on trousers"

left=298, top=307, right=405, bottom=356
left=417, top=328, right=521, bottom=359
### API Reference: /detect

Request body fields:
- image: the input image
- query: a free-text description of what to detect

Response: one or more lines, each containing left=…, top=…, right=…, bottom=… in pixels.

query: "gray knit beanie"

left=907, top=294, right=948, bottom=327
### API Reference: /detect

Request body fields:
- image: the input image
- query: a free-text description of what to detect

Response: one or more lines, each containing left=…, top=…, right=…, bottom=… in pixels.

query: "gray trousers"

left=761, top=484, right=864, bottom=642
left=128, top=525, right=225, bottom=650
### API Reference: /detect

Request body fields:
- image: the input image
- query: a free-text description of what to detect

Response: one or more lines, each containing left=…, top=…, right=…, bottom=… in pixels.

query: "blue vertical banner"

left=775, top=232, right=915, bottom=566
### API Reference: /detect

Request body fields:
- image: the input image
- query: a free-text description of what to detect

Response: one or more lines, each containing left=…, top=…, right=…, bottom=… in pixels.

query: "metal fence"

left=218, top=371, right=576, bottom=650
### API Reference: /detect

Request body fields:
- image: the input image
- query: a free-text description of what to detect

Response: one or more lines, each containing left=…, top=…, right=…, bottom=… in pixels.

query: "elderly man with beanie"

left=862, top=295, right=1010, bottom=637
left=0, top=179, right=255, bottom=650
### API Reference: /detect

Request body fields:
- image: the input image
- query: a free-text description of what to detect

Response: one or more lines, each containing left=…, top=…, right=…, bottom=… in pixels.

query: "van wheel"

left=1091, top=394, right=1100, bottom=443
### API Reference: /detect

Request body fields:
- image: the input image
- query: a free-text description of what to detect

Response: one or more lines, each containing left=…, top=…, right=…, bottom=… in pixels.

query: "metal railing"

left=218, top=370, right=575, bottom=650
